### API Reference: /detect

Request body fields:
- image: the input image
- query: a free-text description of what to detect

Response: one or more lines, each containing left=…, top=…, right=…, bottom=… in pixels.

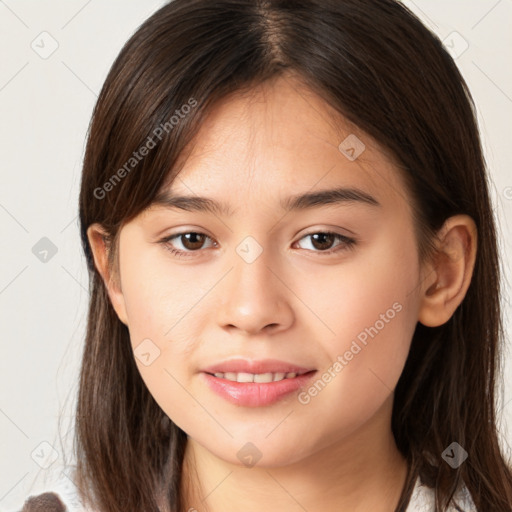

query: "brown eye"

left=179, top=232, right=207, bottom=251
left=309, top=233, right=336, bottom=251
left=160, top=231, right=216, bottom=258
left=296, top=231, right=356, bottom=254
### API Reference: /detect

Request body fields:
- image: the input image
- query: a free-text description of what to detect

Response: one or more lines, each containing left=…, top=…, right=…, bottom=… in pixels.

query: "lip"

left=201, top=358, right=317, bottom=407
left=202, top=358, right=315, bottom=375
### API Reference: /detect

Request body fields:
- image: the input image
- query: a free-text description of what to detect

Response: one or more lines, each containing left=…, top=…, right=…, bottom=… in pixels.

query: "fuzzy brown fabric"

left=21, top=492, right=67, bottom=512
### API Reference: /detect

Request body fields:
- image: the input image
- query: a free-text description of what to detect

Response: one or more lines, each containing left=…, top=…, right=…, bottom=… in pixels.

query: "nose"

left=216, top=249, right=295, bottom=336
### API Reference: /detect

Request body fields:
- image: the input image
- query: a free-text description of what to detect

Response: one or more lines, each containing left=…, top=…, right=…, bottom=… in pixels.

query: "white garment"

left=406, top=476, right=477, bottom=511
left=16, top=471, right=477, bottom=511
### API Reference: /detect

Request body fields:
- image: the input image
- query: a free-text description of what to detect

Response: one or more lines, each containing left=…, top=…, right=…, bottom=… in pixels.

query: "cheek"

left=296, top=225, right=419, bottom=416
left=117, top=244, right=214, bottom=428
left=121, top=290, right=201, bottom=434
left=297, top=222, right=419, bottom=352
left=120, top=243, right=205, bottom=346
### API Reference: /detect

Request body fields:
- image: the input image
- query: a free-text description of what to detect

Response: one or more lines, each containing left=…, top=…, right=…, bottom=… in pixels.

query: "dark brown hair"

left=76, top=1, right=512, bottom=510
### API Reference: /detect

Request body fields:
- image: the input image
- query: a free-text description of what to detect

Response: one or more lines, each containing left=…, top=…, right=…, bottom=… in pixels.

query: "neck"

left=180, top=396, right=408, bottom=512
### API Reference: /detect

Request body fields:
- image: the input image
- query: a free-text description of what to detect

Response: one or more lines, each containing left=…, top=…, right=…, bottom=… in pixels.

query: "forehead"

left=157, top=75, right=409, bottom=214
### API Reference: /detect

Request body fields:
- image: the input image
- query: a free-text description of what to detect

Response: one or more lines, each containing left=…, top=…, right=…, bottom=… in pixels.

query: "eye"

left=294, top=231, right=356, bottom=255
left=160, top=231, right=216, bottom=259
left=159, top=230, right=356, bottom=259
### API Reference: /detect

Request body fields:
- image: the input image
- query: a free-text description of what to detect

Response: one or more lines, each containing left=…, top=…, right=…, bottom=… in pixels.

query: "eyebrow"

left=151, top=186, right=381, bottom=216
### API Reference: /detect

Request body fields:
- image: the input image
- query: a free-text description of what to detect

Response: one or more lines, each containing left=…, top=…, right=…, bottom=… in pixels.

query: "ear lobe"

left=86, top=223, right=129, bottom=326
left=418, top=215, right=477, bottom=327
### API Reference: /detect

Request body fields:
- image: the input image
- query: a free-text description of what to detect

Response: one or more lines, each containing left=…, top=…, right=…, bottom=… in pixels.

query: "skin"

left=88, top=74, right=477, bottom=512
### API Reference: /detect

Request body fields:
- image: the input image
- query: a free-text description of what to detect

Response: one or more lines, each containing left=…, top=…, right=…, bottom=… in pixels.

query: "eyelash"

left=159, top=230, right=357, bottom=259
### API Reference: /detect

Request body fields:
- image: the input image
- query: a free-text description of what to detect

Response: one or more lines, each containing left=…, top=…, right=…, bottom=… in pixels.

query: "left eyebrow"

left=280, top=186, right=381, bottom=211
left=151, top=186, right=381, bottom=217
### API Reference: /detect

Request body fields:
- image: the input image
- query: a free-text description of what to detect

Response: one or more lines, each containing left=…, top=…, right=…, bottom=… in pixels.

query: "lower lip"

left=201, top=371, right=317, bottom=407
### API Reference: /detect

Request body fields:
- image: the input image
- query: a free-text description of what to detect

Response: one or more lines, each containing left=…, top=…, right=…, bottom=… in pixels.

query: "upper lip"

left=202, top=358, right=316, bottom=375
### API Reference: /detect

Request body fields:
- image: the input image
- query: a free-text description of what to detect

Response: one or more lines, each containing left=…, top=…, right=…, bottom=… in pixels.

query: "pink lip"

left=202, top=358, right=315, bottom=375
left=201, top=358, right=317, bottom=407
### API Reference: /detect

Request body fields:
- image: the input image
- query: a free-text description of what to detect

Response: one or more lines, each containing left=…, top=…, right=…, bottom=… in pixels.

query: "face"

left=105, top=75, right=425, bottom=467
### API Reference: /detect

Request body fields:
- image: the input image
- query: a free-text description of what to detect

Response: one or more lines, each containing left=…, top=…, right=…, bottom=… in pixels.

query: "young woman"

left=19, top=0, right=512, bottom=510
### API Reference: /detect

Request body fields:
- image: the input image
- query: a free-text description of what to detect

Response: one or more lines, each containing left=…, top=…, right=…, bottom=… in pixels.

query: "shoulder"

left=406, top=476, right=477, bottom=511
left=16, top=471, right=92, bottom=512
left=20, top=492, right=67, bottom=512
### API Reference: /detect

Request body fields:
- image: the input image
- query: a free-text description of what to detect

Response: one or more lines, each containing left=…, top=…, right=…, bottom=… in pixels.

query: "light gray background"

left=0, top=1, right=511, bottom=510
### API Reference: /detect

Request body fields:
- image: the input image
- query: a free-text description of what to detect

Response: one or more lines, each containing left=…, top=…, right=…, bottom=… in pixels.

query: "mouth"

left=200, top=361, right=317, bottom=407
left=206, top=370, right=312, bottom=383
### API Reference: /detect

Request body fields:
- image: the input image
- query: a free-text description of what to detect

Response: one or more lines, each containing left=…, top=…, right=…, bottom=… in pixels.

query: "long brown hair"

left=76, top=1, right=512, bottom=510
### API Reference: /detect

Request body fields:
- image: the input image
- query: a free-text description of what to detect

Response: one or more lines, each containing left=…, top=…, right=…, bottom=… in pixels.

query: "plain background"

left=0, top=1, right=511, bottom=510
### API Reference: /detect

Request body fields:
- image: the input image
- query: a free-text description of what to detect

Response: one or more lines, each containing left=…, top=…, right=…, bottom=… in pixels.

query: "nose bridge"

left=216, top=236, right=294, bottom=334
left=233, top=238, right=277, bottom=297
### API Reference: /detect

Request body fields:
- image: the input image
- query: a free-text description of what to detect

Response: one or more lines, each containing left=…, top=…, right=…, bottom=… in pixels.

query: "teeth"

left=212, top=372, right=301, bottom=382
left=237, top=372, right=254, bottom=383
left=254, top=373, right=274, bottom=383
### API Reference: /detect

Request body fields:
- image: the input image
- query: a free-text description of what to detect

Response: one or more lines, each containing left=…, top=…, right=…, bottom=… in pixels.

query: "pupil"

left=312, top=233, right=334, bottom=250
left=183, top=233, right=204, bottom=250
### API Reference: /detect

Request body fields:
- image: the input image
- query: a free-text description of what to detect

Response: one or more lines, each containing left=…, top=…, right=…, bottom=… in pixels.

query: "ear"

left=87, top=223, right=129, bottom=326
left=418, top=215, right=477, bottom=327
